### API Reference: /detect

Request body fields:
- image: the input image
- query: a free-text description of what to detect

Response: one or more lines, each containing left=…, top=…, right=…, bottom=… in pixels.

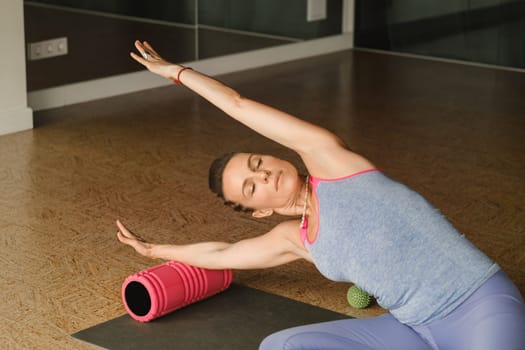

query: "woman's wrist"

left=148, top=244, right=163, bottom=260
left=172, top=66, right=193, bottom=85
left=168, top=65, right=184, bottom=80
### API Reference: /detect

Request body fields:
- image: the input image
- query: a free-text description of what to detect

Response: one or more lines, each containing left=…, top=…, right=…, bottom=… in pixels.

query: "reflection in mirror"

left=24, top=0, right=343, bottom=91
left=354, top=0, right=525, bottom=70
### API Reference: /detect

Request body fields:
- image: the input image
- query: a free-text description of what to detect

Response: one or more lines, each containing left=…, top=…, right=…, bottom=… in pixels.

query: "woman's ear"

left=252, top=208, right=274, bottom=218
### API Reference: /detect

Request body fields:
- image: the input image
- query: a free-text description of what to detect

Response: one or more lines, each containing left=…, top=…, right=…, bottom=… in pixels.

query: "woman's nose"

left=256, top=169, right=271, bottom=182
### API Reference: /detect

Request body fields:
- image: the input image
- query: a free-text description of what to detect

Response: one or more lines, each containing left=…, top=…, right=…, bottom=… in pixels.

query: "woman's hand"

left=116, top=220, right=156, bottom=259
left=129, top=40, right=179, bottom=80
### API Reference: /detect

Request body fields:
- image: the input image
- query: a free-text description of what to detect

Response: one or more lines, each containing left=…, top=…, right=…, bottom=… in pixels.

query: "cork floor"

left=1, top=49, right=524, bottom=349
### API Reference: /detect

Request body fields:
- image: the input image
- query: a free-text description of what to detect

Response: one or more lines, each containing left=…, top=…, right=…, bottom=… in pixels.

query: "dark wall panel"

left=355, top=0, right=525, bottom=69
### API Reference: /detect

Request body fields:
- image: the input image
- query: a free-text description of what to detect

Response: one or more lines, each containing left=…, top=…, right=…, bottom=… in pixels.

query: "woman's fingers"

left=129, top=40, right=174, bottom=81
left=116, top=220, right=139, bottom=241
left=116, top=230, right=130, bottom=244
left=131, top=40, right=153, bottom=64
left=116, top=220, right=147, bottom=243
left=129, top=51, right=151, bottom=68
left=134, top=40, right=158, bottom=60
left=143, top=41, right=160, bottom=57
left=116, top=223, right=153, bottom=258
left=116, top=219, right=131, bottom=236
left=134, top=40, right=146, bottom=56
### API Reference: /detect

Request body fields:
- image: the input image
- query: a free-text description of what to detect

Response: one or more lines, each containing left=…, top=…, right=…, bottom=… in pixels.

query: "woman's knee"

left=259, top=328, right=302, bottom=350
left=259, top=327, right=383, bottom=350
left=259, top=332, right=360, bottom=350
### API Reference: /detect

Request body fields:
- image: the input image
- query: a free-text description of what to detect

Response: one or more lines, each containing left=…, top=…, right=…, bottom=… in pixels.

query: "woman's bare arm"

left=116, top=220, right=309, bottom=270
left=130, top=40, right=374, bottom=177
left=131, top=42, right=342, bottom=154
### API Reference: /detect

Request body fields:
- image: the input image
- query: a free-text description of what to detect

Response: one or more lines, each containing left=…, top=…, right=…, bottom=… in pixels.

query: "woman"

left=117, top=40, right=525, bottom=349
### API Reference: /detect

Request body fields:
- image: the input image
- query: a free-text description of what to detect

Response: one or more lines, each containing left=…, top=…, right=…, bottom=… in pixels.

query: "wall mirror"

left=24, top=0, right=343, bottom=91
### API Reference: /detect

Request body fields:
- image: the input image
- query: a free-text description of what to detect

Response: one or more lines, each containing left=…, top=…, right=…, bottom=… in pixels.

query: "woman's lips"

left=275, top=171, right=282, bottom=191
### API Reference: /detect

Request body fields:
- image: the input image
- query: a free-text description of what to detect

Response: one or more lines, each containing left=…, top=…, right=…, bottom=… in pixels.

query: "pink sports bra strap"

left=300, top=221, right=309, bottom=245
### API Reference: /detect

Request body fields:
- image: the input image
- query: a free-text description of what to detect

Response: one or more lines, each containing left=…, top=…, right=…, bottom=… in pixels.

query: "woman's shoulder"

left=302, top=145, right=375, bottom=180
left=270, top=220, right=314, bottom=261
left=271, top=219, right=302, bottom=234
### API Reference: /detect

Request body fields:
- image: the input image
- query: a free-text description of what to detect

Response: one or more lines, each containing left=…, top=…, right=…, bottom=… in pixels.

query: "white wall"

left=0, top=0, right=33, bottom=136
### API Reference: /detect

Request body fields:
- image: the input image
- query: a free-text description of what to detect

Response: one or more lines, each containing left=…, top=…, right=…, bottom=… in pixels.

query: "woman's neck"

left=275, top=176, right=312, bottom=218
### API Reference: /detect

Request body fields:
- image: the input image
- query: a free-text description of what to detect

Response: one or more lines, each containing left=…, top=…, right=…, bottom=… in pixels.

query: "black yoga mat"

left=72, top=283, right=349, bottom=349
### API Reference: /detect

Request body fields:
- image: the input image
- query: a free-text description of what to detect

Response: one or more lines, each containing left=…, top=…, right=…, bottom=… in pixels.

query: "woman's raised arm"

left=130, top=41, right=343, bottom=156
left=130, top=40, right=374, bottom=177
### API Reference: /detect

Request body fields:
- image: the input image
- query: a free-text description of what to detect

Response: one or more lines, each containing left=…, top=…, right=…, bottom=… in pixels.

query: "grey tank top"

left=305, top=169, right=499, bottom=326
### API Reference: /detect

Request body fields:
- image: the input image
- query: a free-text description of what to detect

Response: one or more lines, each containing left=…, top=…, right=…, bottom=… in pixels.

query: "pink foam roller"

left=172, top=263, right=195, bottom=303
left=169, top=262, right=193, bottom=303
left=122, top=261, right=233, bottom=322
left=202, top=268, right=231, bottom=297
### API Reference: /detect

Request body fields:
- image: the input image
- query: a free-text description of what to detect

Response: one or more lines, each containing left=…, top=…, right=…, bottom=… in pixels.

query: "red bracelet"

left=173, top=67, right=193, bottom=85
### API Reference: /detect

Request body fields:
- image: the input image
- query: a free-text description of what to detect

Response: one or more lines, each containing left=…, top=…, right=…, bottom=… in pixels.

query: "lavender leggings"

left=259, top=271, right=525, bottom=350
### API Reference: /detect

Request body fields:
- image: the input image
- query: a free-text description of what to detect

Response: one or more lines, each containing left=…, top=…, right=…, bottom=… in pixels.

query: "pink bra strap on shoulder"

left=310, top=176, right=320, bottom=188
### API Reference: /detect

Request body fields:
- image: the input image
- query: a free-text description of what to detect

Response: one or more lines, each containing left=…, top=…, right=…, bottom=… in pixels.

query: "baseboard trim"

left=354, top=47, right=525, bottom=74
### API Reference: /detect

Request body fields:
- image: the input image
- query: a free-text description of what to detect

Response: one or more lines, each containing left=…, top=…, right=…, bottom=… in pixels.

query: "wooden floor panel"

left=1, top=49, right=524, bottom=348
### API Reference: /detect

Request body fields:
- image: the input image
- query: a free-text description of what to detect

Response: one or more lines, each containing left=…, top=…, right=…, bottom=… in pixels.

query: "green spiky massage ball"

left=347, top=285, right=371, bottom=309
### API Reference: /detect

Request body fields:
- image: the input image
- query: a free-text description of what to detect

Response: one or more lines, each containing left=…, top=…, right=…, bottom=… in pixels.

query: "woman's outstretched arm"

left=116, top=220, right=309, bottom=270
left=130, top=40, right=374, bottom=177
left=130, top=41, right=342, bottom=155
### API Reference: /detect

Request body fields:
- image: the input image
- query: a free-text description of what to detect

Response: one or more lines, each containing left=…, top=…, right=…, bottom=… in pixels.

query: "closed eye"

left=243, top=154, right=262, bottom=198
left=249, top=154, right=262, bottom=171
left=242, top=181, right=255, bottom=199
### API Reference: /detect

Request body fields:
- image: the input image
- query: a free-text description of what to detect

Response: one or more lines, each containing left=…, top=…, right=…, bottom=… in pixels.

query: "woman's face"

left=221, top=153, right=300, bottom=212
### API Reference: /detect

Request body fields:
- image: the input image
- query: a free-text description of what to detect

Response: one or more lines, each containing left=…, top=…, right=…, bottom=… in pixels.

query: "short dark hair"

left=208, top=152, right=253, bottom=213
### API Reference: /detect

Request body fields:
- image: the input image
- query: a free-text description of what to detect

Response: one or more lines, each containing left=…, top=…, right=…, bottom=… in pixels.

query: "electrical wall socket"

left=28, top=37, right=68, bottom=61
left=307, top=0, right=327, bottom=22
